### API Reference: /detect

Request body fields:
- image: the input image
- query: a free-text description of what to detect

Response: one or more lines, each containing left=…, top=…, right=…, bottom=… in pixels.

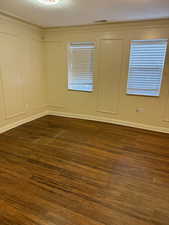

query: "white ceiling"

left=0, top=0, right=169, bottom=27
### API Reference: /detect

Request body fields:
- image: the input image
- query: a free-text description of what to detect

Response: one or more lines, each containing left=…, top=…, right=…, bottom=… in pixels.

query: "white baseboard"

left=0, top=109, right=168, bottom=134
left=0, top=111, right=48, bottom=134
left=48, top=110, right=169, bottom=134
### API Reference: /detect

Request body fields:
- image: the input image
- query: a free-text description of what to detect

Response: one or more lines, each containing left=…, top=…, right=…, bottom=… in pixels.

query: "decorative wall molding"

left=96, top=38, right=123, bottom=115
left=0, top=13, right=168, bottom=135
left=44, top=19, right=169, bottom=135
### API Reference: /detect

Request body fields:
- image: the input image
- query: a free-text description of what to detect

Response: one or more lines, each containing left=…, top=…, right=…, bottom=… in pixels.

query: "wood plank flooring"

left=0, top=115, right=169, bottom=225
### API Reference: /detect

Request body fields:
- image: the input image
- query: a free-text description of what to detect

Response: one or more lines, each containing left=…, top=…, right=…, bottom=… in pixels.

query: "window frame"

left=67, top=41, right=96, bottom=93
left=126, top=38, right=168, bottom=97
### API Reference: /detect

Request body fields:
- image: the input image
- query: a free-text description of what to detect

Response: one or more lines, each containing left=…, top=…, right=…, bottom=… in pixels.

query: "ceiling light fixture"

left=38, top=0, right=60, bottom=5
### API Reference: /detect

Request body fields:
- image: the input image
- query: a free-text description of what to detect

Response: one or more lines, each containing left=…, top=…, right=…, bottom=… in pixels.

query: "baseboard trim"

left=0, top=111, right=48, bottom=134
left=48, top=110, right=169, bottom=134
left=0, top=110, right=168, bottom=134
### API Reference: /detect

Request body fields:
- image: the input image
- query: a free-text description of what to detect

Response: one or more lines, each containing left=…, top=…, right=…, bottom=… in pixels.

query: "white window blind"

left=68, top=42, right=95, bottom=92
left=127, top=39, right=168, bottom=96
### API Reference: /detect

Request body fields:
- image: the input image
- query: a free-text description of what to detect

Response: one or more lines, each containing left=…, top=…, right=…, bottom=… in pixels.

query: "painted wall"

left=0, top=15, right=169, bottom=134
left=0, top=14, right=47, bottom=131
left=45, top=20, right=169, bottom=132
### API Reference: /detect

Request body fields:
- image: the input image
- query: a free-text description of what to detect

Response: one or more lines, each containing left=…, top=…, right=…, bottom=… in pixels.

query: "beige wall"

left=0, top=14, right=169, bottom=133
left=45, top=19, right=169, bottom=132
left=0, top=14, right=47, bottom=132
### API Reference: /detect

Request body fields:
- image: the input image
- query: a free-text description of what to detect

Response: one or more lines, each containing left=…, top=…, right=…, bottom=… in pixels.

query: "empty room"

left=0, top=0, right=169, bottom=224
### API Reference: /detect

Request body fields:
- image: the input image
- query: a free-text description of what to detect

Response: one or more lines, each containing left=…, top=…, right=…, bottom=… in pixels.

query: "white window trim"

left=126, top=39, right=168, bottom=97
left=67, top=42, right=96, bottom=93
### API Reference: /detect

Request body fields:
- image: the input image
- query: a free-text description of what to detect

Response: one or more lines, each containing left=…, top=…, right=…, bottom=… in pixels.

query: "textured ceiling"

left=0, top=0, right=169, bottom=27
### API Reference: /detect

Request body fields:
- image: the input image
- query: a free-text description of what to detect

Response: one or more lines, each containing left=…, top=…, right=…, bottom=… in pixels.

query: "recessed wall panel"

left=0, top=35, right=26, bottom=119
left=97, top=39, right=123, bottom=114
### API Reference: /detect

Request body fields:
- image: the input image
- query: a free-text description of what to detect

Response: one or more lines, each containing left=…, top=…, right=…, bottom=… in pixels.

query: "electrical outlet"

left=136, top=108, right=144, bottom=113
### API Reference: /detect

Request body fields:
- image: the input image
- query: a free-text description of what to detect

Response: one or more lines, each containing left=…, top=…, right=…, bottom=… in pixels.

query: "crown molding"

left=0, top=10, right=43, bottom=30
left=0, top=9, right=168, bottom=33
left=44, top=18, right=169, bottom=32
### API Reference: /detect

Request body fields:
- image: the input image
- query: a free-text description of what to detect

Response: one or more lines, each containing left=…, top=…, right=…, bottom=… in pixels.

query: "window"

left=68, top=42, right=95, bottom=92
left=127, top=39, right=168, bottom=96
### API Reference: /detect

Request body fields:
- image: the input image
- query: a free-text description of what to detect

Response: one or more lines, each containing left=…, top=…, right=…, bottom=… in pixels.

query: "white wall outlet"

left=136, top=108, right=144, bottom=113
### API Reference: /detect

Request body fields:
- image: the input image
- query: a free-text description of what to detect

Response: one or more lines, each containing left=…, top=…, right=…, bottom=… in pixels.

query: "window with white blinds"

left=127, top=39, right=168, bottom=96
left=68, top=42, right=95, bottom=92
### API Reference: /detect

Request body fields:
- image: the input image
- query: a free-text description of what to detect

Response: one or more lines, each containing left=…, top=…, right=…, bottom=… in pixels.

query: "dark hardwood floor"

left=0, top=115, right=169, bottom=225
